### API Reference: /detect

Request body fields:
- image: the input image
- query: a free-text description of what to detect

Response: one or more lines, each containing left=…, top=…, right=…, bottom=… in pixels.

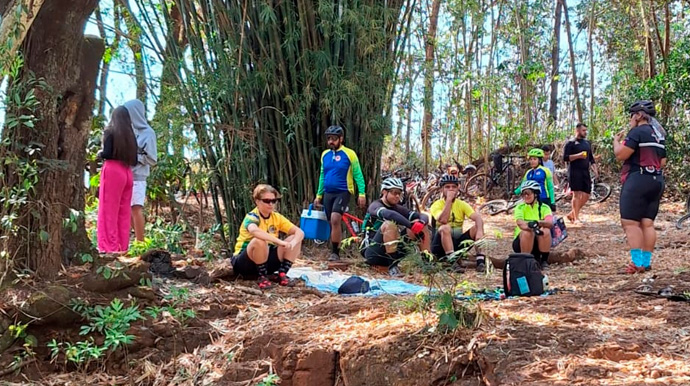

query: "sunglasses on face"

left=260, top=198, right=280, bottom=204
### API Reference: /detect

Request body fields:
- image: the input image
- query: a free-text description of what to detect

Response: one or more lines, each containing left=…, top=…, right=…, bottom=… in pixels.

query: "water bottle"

left=351, top=221, right=360, bottom=234
left=542, top=274, right=549, bottom=292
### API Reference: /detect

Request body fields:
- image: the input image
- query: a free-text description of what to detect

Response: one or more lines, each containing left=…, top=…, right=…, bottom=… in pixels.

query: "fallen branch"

left=0, top=358, right=36, bottom=377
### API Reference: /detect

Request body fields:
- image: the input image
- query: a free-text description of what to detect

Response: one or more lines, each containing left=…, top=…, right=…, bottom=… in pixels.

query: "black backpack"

left=503, top=253, right=544, bottom=297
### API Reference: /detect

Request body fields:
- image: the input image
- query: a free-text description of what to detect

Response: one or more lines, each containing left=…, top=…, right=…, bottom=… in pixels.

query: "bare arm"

left=247, top=224, right=288, bottom=247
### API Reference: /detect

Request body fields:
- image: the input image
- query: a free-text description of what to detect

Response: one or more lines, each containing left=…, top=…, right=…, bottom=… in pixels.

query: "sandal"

left=278, top=272, right=290, bottom=286
left=257, top=276, right=273, bottom=289
left=624, top=261, right=645, bottom=274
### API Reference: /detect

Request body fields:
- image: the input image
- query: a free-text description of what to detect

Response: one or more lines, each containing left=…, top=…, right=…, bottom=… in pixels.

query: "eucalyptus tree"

left=1, top=0, right=103, bottom=280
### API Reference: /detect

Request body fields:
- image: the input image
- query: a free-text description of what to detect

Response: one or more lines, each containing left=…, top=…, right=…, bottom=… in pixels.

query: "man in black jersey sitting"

left=362, top=177, right=431, bottom=276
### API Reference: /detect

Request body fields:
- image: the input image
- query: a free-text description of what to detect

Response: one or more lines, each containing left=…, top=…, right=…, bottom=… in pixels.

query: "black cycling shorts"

left=569, top=168, right=591, bottom=194
left=231, top=245, right=281, bottom=277
left=431, top=227, right=473, bottom=258
left=363, top=228, right=407, bottom=268
left=620, top=172, right=665, bottom=221
left=512, top=233, right=542, bottom=256
left=323, top=191, right=351, bottom=219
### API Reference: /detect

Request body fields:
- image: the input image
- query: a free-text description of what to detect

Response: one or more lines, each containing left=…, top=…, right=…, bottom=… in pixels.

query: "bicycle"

left=312, top=205, right=366, bottom=244
left=675, top=194, right=690, bottom=229
left=478, top=196, right=523, bottom=216
left=465, top=154, right=520, bottom=200
left=554, top=174, right=612, bottom=205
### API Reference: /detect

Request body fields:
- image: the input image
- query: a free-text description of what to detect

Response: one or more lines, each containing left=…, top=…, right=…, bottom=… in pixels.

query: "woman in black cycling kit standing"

left=613, top=100, right=667, bottom=274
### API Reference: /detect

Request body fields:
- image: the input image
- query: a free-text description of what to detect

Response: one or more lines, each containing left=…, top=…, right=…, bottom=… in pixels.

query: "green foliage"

left=257, top=374, right=281, bottom=386
left=127, top=218, right=185, bottom=256
left=51, top=298, right=144, bottom=370
left=145, top=285, right=196, bottom=326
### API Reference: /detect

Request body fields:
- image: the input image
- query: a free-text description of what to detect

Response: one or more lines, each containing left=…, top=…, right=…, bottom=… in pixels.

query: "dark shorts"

left=431, top=228, right=473, bottom=258
left=323, top=191, right=351, bottom=219
left=512, top=233, right=542, bottom=256
left=231, top=245, right=281, bottom=277
left=620, top=172, right=665, bottom=221
left=569, top=168, right=591, bottom=194
left=362, top=228, right=407, bottom=268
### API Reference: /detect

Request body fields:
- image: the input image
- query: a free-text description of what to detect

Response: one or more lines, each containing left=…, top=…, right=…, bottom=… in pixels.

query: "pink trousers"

left=97, top=160, right=133, bottom=252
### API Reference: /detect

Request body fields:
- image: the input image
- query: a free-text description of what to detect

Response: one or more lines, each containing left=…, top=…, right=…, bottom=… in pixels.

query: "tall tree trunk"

left=638, top=0, right=656, bottom=79
left=515, top=4, right=533, bottom=130
left=421, top=0, right=441, bottom=175
left=562, top=0, right=583, bottom=122
left=118, top=0, right=147, bottom=104
left=588, top=0, right=596, bottom=125
left=95, top=4, right=122, bottom=118
left=152, top=1, right=187, bottom=156
left=1, top=0, right=102, bottom=279
left=0, top=0, right=45, bottom=61
left=548, top=0, right=563, bottom=124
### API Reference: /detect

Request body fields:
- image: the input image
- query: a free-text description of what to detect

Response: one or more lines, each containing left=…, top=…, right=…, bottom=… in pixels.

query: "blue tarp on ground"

left=287, top=267, right=427, bottom=296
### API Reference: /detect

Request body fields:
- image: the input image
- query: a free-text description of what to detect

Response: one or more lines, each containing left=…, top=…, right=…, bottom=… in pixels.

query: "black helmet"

left=628, top=100, right=656, bottom=117
left=325, top=125, right=344, bottom=137
left=439, top=174, right=459, bottom=187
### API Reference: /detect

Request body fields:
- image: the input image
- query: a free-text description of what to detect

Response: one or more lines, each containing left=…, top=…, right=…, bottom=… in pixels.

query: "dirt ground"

left=1, top=193, right=689, bottom=386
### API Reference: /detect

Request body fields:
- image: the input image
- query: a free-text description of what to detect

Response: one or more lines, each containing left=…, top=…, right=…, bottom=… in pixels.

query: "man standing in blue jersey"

left=314, top=125, right=367, bottom=261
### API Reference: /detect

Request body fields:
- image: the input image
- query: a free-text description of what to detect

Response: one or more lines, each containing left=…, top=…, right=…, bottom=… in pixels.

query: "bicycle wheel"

left=465, top=173, right=491, bottom=199
left=676, top=213, right=690, bottom=230
left=591, top=183, right=612, bottom=203
left=501, top=165, right=517, bottom=198
left=420, top=186, right=442, bottom=210
left=478, top=199, right=508, bottom=216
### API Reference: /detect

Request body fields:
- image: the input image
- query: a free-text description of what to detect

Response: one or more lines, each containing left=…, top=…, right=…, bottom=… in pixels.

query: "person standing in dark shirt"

left=563, top=123, right=599, bottom=224
left=614, top=100, right=666, bottom=274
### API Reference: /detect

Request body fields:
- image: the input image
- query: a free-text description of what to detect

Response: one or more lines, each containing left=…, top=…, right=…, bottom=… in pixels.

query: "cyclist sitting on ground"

left=515, top=148, right=556, bottom=212
left=513, top=180, right=554, bottom=270
left=614, top=100, right=666, bottom=273
left=232, top=184, right=305, bottom=289
left=429, top=174, right=486, bottom=273
left=362, top=177, right=431, bottom=276
left=542, top=145, right=559, bottom=187
left=313, top=125, right=366, bottom=261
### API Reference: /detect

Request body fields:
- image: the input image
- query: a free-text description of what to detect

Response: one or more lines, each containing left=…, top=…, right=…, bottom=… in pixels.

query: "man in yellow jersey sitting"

left=429, top=174, right=486, bottom=272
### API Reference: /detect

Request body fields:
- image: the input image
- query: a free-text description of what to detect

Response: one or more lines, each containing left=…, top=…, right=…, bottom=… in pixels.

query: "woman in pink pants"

left=97, top=106, right=139, bottom=252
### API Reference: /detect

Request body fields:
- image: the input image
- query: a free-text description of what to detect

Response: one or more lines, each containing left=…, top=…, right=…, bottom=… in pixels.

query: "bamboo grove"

left=130, top=0, right=414, bottom=242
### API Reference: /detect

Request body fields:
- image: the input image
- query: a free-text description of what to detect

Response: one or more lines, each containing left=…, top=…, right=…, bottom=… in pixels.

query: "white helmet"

left=381, top=177, right=404, bottom=192
left=519, top=180, right=542, bottom=194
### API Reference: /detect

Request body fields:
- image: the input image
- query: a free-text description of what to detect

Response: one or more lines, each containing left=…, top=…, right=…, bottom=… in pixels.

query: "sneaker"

left=257, top=276, right=273, bottom=289
left=388, top=265, right=402, bottom=277
left=541, top=261, right=550, bottom=271
left=451, top=262, right=465, bottom=273
left=328, top=253, right=340, bottom=261
left=476, top=260, right=486, bottom=273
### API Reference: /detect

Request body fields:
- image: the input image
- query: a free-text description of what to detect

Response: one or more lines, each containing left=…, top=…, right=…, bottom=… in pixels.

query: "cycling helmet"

left=519, top=180, right=542, bottom=194
left=438, top=174, right=459, bottom=187
left=463, top=164, right=477, bottom=173
left=527, top=148, right=544, bottom=158
left=324, top=125, right=345, bottom=137
left=628, top=100, right=656, bottom=116
left=381, top=177, right=404, bottom=192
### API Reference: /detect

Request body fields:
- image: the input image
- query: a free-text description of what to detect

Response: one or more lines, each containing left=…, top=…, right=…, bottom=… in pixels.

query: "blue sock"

left=630, top=249, right=643, bottom=267
left=642, top=251, right=652, bottom=268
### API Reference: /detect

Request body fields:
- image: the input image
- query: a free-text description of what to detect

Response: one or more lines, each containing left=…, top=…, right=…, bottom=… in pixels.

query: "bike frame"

left=341, top=212, right=364, bottom=239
